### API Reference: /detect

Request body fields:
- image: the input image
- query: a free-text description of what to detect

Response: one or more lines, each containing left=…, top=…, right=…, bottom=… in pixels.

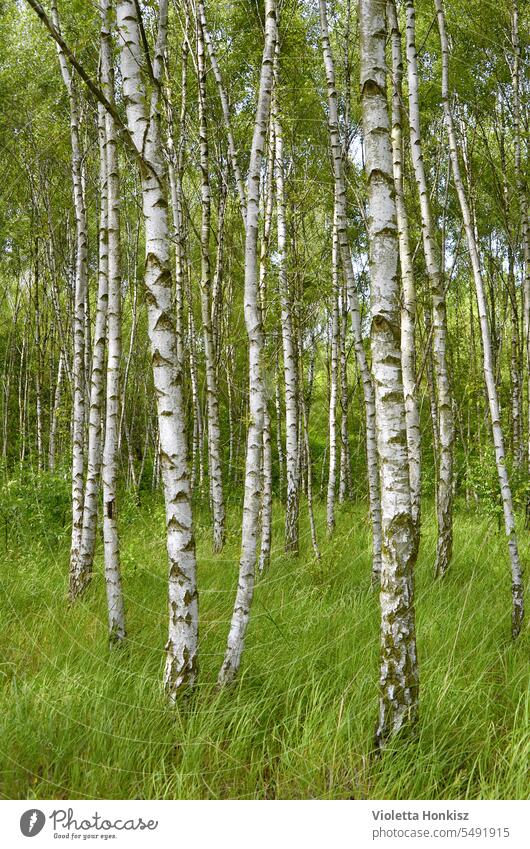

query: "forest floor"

left=0, top=476, right=528, bottom=799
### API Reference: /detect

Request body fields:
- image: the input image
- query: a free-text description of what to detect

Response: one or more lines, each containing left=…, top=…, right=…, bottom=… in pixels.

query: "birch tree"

left=50, top=0, right=88, bottom=599
left=360, top=0, right=419, bottom=746
left=319, top=0, right=382, bottom=580
left=405, top=0, right=454, bottom=578
left=196, top=6, right=226, bottom=552
left=100, top=0, right=126, bottom=643
left=387, top=0, right=421, bottom=536
left=114, top=0, right=198, bottom=693
left=326, top=209, right=340, bottom=535
left=434, top=0, right=524, bottom=638
left=218, top=0, right=277, bottom=686
left=274, top=56, right=300, bottom=555
left=77, top=102, right=109, bottom=582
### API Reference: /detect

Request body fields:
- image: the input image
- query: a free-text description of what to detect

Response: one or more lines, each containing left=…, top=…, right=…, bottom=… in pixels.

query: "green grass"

left=0, top=486, right=528, bottom=799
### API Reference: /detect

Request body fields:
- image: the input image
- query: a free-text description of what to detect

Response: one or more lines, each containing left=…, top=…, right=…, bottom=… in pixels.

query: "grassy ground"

left=0, top=482, right=528, bottom=799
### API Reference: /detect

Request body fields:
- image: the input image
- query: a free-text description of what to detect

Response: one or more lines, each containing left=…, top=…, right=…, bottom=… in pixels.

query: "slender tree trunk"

left=32, top=239, right=44, bottom=471
left=338, top=283, right=352, bottom=502
left=50, top=0, right=88, bottom=598
left=405, top=0, right=453, bottom=578
left=511, top=1, right=530, bottom=481
left=274, top=81, right=299, bottom=555
left=258, top=119, right=276, bottom=575
left=388, top=0, right=421, bottom=537
left=196, top=9, right=226, bottom=552
left=115, top=0, right=198, bottom=694
left=319, top=0, right=382, bottom=581
left=100, top=0, right=126, bottom=643
left=326, top=209, right=340, bottom=535
left=360, top=0, right=419, bottom=747
left=48, top=349, right=64, bottom=471
left=218, top=0, right=277, bottom=686
left=275, top=345, right=285, bottom=499
left=199, top=0, right=247, bottom=222
left=434, top=0, right=524, bottom=638
left=300, top=328, right=321, bottom=561
left=77, top=102, right=109, bottom=584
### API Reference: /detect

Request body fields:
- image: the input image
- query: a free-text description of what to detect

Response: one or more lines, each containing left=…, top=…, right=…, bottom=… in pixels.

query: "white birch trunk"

left=100, top=0, right=126, bottom=643
left=77, top=102, right=109, bottom=583
left=319, top=0, right=382, bottom=580
left=274, top=84, right=300, bottom=555
left=405, top=0, right=453, bottom=577
left=197, top=9, right=226, bottom=552
left=258, top=121, right=276, bottom=575
left=50, top=0, right=88, bottom=599
left=115, top=0, right=198, bottom=693
left=218, top=0, right=277, bottom=686
left=388, top=0, right=421, bottom=537
left=326, top=210, right=340, bottom=535
left=360, top=0, right=419, bottom=747
left=434, top=0, right=524, bottom=638
left=338, top=286, right=352, bottom=503
left=48, top=349, right=64, bottom=471
left=511, top=1, right=530, bottom=480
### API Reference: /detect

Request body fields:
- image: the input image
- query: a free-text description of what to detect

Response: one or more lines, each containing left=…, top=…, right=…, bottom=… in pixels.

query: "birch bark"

left=50, top=0, right=88, bottom=599
left=388, top=0, right=421, bottom=537
left=115, top=0, right=198, bottom=693
left=511, top=1, right=530, bottom=479
left=197, top=9, right=226, bottom=552
left=360, top=0, right=419, bottom=746
left=100, top=0, right=126, bottom=643
left=218, top=0, right=277, bottom=685
left=326, top=209, right=340, bottom=535
left=77, top=102, right=109, bottom=583
left=405, top=0, right=453, bottom=577
left=434, top=0, right=524, bottom=638
left=319, top=0, right=382, bottom=580
left=274, top=76, right=300, bottom=555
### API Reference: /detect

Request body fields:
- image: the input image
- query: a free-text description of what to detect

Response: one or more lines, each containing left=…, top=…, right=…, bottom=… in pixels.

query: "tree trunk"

left=50, top=0, right=88, bottom=599
left=388, top=0, right=421, bottom=538
left=218, top=0, right=277, bottom=686
left=115, top=0, right=198, bottom=694
left=197, top=9, right=226, bottom=552
left=77, top=101, right=109, bottom=583
left=434, top=0, right=524, bottom=639
left=274, top=79, right=300, bottom=555
left=326, top=209, right=340, bottom=535
left=100, top=0, right=126, bottom=643
left=360, top=0, right=419, bottom=747
left=405, top=0, right=454, bottom=578
left=319, top=0, right=382, bottom=581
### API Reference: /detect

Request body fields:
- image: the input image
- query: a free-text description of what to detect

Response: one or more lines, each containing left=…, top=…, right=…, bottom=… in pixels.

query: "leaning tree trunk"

left=388, top=0, right=421, bottom=538
left=50, top=0, right=88, bottom=600
left=360, top=0, right=419, bottom=747
left=218, top=0, right=277, bottom=686
left=115, top=0, right=198, bottom=695
left=100, top=0, right=126, bottom=643
left=319, top=0, right=382, bottom=581
left=196, top=9, right=226, bottom=552
left=434, top=0, right=524, bottom=639
left=405, top=0, right=453, bottom=578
